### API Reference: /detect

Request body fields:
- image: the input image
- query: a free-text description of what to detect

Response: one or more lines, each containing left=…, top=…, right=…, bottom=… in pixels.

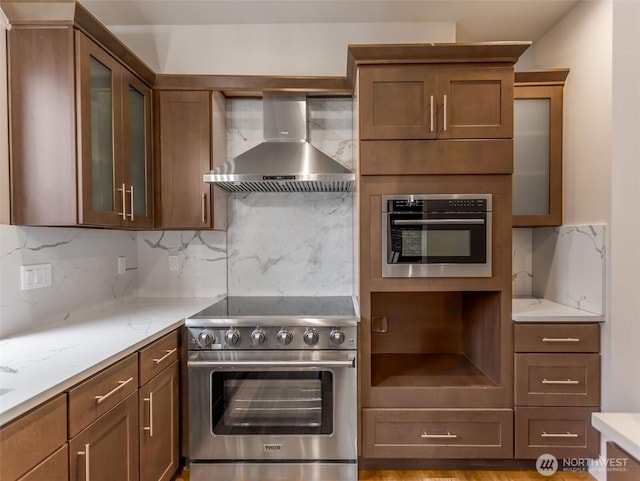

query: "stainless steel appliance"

left=186, top=296, right=358, bottom=481
left=382, top=193, right=492, bottom=278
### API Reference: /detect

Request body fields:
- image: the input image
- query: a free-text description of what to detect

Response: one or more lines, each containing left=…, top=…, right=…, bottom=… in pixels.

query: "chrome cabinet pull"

left=94, top=376, right=134, bottom=404
left=443, top=94, right=447, bottom=131
left=541, top=431, right=579, bottom=438
left=117, top=183, right=127, bottom=220
left=153, top=348, right=177, bottom=365
left=542, top=337, right=580, bottom=343
left=429, top=95, right=434, bottom=132
left=421, top=432, right=457, bottom=439
left=127, top=185, right=134, bottom=221
left=542, top=378, right=579, bottom=385
left=143, top=392, right=154, bottom=437
left=201, top=192, right=207, bottom=223
left=77, top=443, right=91, bottom=480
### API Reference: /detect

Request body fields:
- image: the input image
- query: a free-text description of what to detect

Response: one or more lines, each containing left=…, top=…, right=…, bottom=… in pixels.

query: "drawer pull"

left=542, top=378, right=580, bottom=385
left=153, top=348, right=177, bottom=365
left=541, top=431, right=579, bottom=438
left=421, top=432, right=458, bottom=439
left=143, top=392, right=154, bottom=437
left=94, top=376, right=134, bottom=404
left=77, top=443, right=91, bottom=480
left=542, top=337, right=580, bottom=343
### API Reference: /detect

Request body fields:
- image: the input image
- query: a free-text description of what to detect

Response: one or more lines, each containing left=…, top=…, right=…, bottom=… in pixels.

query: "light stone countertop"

left=592, top=413, right=640, bottom=462
left=0, top=296, right=219, bottom=426
left=512, top=297, right=604, bottom=322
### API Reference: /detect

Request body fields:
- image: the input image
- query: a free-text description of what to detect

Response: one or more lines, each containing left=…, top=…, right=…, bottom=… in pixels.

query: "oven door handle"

left=393, top=219, right=485, bottom=225
left=188, top=358, right=356, bottom=369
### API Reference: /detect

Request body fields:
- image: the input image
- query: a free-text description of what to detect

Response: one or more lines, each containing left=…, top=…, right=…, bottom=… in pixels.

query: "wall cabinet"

left=7, top=26, right=153, bottom=228
left=155, top=90, right=226, bottom=230
left=513, top=69, right=568, bottom=227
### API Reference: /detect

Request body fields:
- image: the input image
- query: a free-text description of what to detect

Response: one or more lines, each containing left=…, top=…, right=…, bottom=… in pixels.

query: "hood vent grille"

left=215, top=180, right=354, bottom=193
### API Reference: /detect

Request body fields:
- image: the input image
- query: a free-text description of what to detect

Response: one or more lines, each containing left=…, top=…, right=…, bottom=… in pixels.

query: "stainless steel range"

left=185, top=296, right=358, bottom=481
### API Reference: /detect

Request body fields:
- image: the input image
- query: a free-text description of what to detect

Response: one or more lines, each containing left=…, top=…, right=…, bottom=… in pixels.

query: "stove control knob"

left=277, top=329, right=293, bottom=345
left=330, top=329, right=345, bottom=345
left=251, top=328, right=266, bottom=347
left=198, top=329, right=216, bottom=347
left=225, top=328, right=241, bottom=346
left=303, top=328, right=319, bottom=346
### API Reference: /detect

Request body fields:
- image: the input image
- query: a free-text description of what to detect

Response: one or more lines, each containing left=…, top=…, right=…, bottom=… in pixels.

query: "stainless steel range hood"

left=204, top=94, right=355, bottom=192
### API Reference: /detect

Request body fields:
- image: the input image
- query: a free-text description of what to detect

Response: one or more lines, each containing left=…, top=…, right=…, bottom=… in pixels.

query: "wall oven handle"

left=188, top=358, right=355, bottom=369
left=393, top=219, right=485, bottom=225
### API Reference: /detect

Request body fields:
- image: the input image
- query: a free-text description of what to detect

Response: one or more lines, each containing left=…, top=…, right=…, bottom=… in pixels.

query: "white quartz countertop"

left=592, top=413, right=640, bottom=462
left=512, top=297, right=604, bottom=322
left=0, top=297, right=218, bottom=426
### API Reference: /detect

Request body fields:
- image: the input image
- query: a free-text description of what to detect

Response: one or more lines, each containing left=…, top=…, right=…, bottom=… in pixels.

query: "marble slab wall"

left=532, top=224, right=606, bottom=315
left=0, top=225, right=137, bottom=338
left=512, top=228, right=533, bottom=296
left=136, top=230, right=227, bottom=298
left=226, top=97, right=354, bottom=296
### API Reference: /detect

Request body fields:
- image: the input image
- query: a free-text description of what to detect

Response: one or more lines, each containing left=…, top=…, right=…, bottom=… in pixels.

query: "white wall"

left=108, top=22, right=455, bottom=75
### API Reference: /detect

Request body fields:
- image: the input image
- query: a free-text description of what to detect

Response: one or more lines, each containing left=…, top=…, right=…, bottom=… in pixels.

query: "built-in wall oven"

left=186, top=296, right=358, bottom=481
left=382, top=194, right=492, bottom=278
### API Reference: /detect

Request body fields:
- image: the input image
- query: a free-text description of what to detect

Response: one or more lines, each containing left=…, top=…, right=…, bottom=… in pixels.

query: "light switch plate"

left=169, top=255, right=179, bottom=272
left=20, top=264, right=52, bottom=291
left=117, top=257, right=127, bottom=275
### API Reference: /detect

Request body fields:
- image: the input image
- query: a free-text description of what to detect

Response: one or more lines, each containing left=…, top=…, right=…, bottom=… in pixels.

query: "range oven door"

left=187, top=350, right=357, bottom=462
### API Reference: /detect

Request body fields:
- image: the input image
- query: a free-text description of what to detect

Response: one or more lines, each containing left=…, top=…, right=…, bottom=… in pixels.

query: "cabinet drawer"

left=362, top=408, right=513, bottom=459
left=0, top=394, right=67, bottom=481
left=514, top=353, right=600, bottom=406
left=139, top=330, right=179, bottom=386
left=515, top=407, right=599, bottom=459
left=68, top=353, right=138, bottom=437
left=17, top=444, right=69, bottom=481
left=607, top=442, right=640, bottom=481
left=514, top=323, right=600, bottom=353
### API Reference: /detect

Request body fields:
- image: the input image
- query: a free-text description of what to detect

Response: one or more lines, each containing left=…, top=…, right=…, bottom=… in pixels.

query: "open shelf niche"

left=370, top=291, right=502, bottom=389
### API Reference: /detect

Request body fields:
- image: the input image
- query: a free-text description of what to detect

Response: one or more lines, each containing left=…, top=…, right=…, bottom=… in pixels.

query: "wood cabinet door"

left=69, top=392, right=139, bottom=481
left=359, top=65, right=437, bottom=140
left=156, top=90, right=213, bottom=229
left=76, top=31, right=124, bottom=227
left=122, top=70, right=154, bottom=228
left=139, top=361, right=179, bottom=481
left=437, top=66, right=514, bottom=140
left=607, top=442, right=640, bottom=481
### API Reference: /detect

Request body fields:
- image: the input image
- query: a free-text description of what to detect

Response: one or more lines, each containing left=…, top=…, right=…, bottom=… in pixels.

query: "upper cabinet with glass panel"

left=513, top=69, right=569, bottom=227
left=5, top=3, right=154, bottom=228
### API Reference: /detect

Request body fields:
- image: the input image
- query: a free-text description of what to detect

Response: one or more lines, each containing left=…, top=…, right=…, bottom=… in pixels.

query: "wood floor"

left=173, top=467, right=596, bottom=480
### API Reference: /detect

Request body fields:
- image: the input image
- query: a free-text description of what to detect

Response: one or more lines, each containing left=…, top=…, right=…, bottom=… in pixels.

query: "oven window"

left=211, top=371, right=333, bottom=435
left=402, top=229, right=471, bottom=258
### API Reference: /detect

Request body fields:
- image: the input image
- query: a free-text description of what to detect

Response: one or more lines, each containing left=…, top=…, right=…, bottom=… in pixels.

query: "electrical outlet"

left=20, top=264, right=52, bottom=291
left=117, top=257, right=127, bottom=275
left=169, top=255, right=179, bottom=272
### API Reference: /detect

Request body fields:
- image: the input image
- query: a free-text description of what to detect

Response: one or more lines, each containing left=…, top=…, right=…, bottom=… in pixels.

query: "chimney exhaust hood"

left=203, top=93, right=355, bottom=192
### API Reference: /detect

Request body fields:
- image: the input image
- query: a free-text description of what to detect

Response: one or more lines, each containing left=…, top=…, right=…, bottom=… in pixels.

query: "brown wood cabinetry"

left=607, top=443, right=640, bottom=481
left=513, top=322, right=600, bottom=459
left=7, top=26, right=154, bottom=228
left=155, top=90, right=226, bottom=229
left=17, top=445, right=69, bottom=481
left=513, top=69, right=568, bottom=227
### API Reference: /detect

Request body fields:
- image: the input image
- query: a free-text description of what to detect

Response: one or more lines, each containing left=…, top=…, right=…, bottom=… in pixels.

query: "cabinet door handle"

left=542, top=378, right=580, bottom=385
left=421, top=432, right=457, bottom=439
left=153, top=348, right=177, bottom=365
left=77, top=443, right=91, bottom=480
left=542, top=337, right=580, bottom=343
left=94, top=376, right=134, bottom=404
left=127, top=185, right=134, bottom=221
left=201, top=192, right=207, bottom=224
left=443, top=94, right=447, bottom=131
left=541, top=431, right=579, bottom=438
left=117, top=183, right=127, bottom=220
left=429, top=95, right=434, bottom=132
left=143, top=392, right=154, bottom=437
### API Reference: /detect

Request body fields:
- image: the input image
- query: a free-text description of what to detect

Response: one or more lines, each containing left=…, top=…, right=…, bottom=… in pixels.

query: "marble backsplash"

left=512, top=225, right=606, bottom=315
left=225, top=97, right=355, bottom=296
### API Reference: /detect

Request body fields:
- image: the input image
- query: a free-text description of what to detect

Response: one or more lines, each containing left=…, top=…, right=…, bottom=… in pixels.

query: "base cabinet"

left=607, top=442, right=640, bottom=481
left=69, top=392, right=139, bottom=481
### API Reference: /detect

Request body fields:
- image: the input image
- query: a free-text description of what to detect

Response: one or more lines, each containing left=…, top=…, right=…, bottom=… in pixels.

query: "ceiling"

left=80, top=0, right=581, bottom=43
